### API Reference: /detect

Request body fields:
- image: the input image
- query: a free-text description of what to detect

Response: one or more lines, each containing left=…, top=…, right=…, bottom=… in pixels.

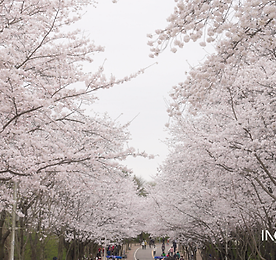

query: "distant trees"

left=148, top=1, right=276, bottom=259
left=133, top=175, right=148, bottom=197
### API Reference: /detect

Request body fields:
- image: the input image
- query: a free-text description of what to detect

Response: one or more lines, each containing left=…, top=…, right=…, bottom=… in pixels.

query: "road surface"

left=134, top=244, right=168, bottom=260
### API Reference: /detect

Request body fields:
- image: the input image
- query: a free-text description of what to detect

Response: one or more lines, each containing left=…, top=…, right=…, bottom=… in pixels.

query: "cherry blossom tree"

left=6, top=113, right=141, bottom=259
left=0, top=0, right=146, bottom=259
left=148, top=0, right=276, bottom=259
left=149, top=113, right=275, bottom=258
left=0, top=0, right=143, bottom=185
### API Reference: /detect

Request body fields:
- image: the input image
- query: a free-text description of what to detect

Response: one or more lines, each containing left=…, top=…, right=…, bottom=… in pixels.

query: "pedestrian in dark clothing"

left=162, top=243, right=165, bottom=254
left=173, top=241, right=177, bottom=252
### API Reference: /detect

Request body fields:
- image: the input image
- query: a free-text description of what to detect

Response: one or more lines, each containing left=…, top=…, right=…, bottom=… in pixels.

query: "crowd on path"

left=141, top=238, right=155, bottom=249
left=140, top=239, right=186, bottom=260
left=152, top=239, right=197, bottom=260
left=159, top=240, right=184, bottom=260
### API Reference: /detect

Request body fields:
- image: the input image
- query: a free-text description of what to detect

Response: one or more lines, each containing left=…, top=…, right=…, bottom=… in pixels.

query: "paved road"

left=129, top=243, right=202, bottom=260
left=134, top=244, right=170, bottom=260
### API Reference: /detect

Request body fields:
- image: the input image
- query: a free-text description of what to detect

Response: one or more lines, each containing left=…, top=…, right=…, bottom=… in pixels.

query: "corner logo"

left=262, top=230, right=276, bottom=241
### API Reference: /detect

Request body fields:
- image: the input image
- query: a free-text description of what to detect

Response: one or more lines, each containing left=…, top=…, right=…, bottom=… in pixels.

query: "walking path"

left=126, top=243, right=165, bottom=260
left=126, top=244, right=141, bottom=260
left=125, top=243, right=202, bottom=260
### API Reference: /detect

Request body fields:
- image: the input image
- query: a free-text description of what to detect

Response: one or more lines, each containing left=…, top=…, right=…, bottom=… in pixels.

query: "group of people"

left=158, top=241, right=184, bottom=260
left=141, top=237, right=156, bottom=249
left=95, top=244, right=121, bottom=259
left=141, top=240, right=147, bottom=249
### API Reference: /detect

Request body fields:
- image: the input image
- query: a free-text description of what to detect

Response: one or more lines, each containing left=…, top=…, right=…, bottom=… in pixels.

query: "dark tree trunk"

left=17, top=204, right=29, bottom=260
left=0, top=210, right=11, bottom=260
left=29, top=232, right=38, bottom=260
left=58, top=227, right=65, bottom=260
left=29, top=219, right=42, bottom=260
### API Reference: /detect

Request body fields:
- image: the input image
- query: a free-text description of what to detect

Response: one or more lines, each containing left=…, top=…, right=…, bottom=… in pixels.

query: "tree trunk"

left=0, top=241, right=5, bottom=260
left=29, top=219, right=41, bottom=260
left=58, top=227, right=65, bottom=260
left=17, top=214, right=28, bottom=260
left=29, top=232, right=38, bottom=260
left=74, top=233, right=77, bottom=260
left=0, top=210, right=11, bottom=260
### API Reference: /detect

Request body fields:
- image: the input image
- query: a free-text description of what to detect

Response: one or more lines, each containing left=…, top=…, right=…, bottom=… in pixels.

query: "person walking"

left=153, top=245, right=156, bottom=256
left=161, top=243, right=165, bottom=255
left=169, top=246, right=174, bottom=256
left=141, top=241, right=145, bottom=249
left=173, top=241, right=177, bottom=253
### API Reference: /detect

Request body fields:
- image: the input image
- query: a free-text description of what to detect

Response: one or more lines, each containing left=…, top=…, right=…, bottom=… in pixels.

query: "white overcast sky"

left=78, top=0, right=214, bottom=180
